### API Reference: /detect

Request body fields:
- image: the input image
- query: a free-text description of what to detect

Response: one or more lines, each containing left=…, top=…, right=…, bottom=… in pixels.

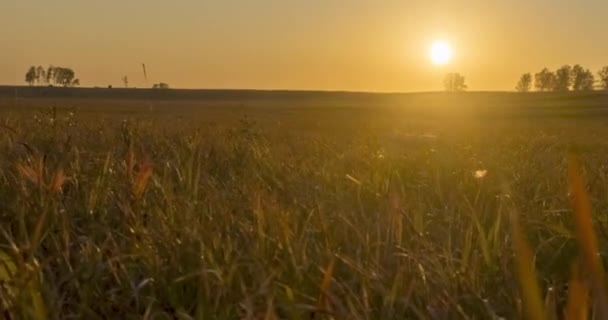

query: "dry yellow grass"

left=2, top=97, right=608, bottom=318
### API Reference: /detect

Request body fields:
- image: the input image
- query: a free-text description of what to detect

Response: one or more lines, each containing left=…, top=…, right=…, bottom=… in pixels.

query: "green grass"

left=2, top=95, right=608, bottom=318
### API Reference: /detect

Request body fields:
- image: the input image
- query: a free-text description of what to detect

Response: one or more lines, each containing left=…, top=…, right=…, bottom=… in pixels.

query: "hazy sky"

left=1, top=1, right=607, bottom=91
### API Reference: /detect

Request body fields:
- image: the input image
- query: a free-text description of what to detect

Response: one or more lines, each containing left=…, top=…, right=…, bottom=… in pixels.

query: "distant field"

left=2, top=85, right=608, bottom=117
left=2, top=87, right=608, bottom=318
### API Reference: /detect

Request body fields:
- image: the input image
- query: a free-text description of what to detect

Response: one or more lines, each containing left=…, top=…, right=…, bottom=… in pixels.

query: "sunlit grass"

left=2, top=107, right=608, bottom=318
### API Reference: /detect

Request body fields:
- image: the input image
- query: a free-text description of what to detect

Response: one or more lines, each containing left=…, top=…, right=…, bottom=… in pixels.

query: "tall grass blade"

left=567, top=156, right=608, bottom=318
left=313, top=256, right=336, bottom=319
left=511, top=211, right=546, bottom=320
left=132, top=160, right=152, bottom=199
left=49, top=168, right=66, bottom=193
left=564, top=261, right=588, bottom=320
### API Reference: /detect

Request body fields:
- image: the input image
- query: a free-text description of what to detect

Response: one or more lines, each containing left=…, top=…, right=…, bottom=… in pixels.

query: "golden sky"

left=2, top=1, right=607, bottom=91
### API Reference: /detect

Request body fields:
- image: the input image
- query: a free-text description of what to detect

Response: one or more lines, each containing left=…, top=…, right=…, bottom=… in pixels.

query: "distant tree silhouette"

left=46, top=66, right=56, bottom=85
left=580, top=70, right=595, bottom=91
left=26, top=65, right=62, bottom=86
left=553, top=65, right=572, bottom=91
left=534, top=68, right=555, bottom=91
left=599, top=67, right=608, bottom=90
left=122, top=76, right=129, bottom=88
left=35, top=66, right=46, bottom=85
left=516, top=73, right=532, bottom=92
left=153, top=82, right=170, bottom=89
left=34, top=67, right=78, bottom=87
left=443, top=73, right=467, bottom=92
left=25, top=66, right=36, bottom=86
left=571, top=65, right=585, bottom=91
left=570, top=65, right=594, bottom=91
left=54, top=68, right=77, bottom=87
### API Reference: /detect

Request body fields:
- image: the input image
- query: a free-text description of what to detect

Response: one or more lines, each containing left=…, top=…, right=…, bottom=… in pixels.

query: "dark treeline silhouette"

left=21, top=64, right=608, bottom=92
left=599, top=67, right=608, bottom=90
left=444, top=73, right=467, bottom=92
left=25, top=66, right=79, bottom=87
left=518, top=65, right=607, bottom=92
left=516, top=73, right=532, bottom=92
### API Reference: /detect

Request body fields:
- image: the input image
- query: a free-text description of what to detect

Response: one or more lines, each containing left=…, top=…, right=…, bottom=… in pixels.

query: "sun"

left=429, top=40, right=452, bottom=65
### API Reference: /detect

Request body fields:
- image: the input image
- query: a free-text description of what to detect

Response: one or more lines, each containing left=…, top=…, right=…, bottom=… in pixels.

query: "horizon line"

left=0, top=84, right=525, bottom=95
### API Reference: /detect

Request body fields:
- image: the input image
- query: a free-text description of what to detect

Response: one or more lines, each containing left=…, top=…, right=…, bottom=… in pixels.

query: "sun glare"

left=430, top=41, right=452, bottom=65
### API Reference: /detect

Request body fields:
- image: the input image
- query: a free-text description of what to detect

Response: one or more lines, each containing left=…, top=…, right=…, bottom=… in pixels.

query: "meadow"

left=2, top=89, right=608, bottom=319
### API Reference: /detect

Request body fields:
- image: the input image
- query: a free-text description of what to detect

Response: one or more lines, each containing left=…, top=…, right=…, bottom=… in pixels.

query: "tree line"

left=516, top=65, right=608, bottom=92
left=25, top=66, right=80, bottom=87
left=25, top=66, right=172, bottom=89
left=444, top=73, right=467, bottom=92
left=24, top=64, right=608, bottom=92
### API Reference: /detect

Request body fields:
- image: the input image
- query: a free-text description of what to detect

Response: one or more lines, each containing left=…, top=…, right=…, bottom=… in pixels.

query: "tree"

left=571, top=64, right=585, bottom=91
left=42, top=66, right=78, bottom=87
left=599, top=66, right=608, bottom=90
left=570, top=64, right=595, bottom=91
left=35, top=66, right=46, bottom=86
left=443, top=73, right=467, bottom=92
left=580, top=70, right=595, bottom=91
left=553, top=65, right=572, bottom=91
left=534, top=68, right=555, bottom=91
left=46, top=66, right=55, bottom=85
left=516, top=73, right=532, bottom=92
left=25, top=66, right=36, bottom=86
left=152, top=82, right=170, bottom=89
left=54, top=67, right=76, bottom=87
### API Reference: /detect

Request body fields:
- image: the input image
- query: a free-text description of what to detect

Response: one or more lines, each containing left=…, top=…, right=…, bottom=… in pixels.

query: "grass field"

left=2, top=89, right=608, bottom=318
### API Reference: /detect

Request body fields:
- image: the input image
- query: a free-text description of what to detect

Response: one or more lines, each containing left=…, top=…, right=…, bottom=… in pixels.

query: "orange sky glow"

left=1, top=1, right=607, bottom=91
